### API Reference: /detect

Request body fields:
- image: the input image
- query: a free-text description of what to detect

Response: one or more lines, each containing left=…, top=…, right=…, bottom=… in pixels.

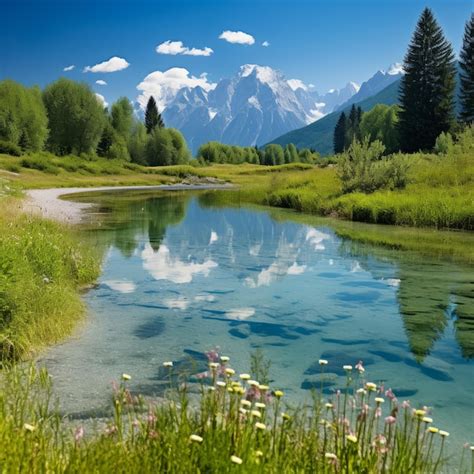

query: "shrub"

left=20, top=156, right=59, bottom=174
left=0, top=140, right=22, bottom=156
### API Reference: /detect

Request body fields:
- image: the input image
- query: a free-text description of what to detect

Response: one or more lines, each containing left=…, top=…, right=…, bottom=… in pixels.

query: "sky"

left=1, top=0, right=471, bottom=109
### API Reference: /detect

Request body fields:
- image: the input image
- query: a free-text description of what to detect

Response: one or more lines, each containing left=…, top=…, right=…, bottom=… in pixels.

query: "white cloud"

left=305, top=228, right=331, bottom=251
left=136, top=67, right=216, bottom=110
left=156, top=40, right=213, bottom=57
left=219, top=30, right=255, bottom=45
left=63, top=65, right=75, bottom=72
left=164, top=297, right=189, bottom=310
left=95, top=80, right=107, bottom=86
left=141, top=244, right=217, bottom=284
left=103, top=279, right=136, bottom=293
left=209, top=231, right=218, bottom=244
left=95, top=93, right=108, bottom=108
left=84, top=56, right=130, bottom=73
left=262, top=41, right=270, bottom=47
left=226, top=307, right=255, bottom=320
left=287, top=262, right=307, bottom=275
left=194, top=294, right=216, bottom=302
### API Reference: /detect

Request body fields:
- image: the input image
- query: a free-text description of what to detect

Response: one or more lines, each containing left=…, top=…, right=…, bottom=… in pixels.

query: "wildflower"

left=343, top=365, right=353, bottom=371
left=251, top=410, right=262, bottom=418
left=163, top=361, right=173, bottom=367
left=375, top=397, right=385, bottom=404
left=216, top=381, right=226, bottom=388
left=319, top=359, right=328, bottom=365
left=365, top=382, right=377, bottom=391
left=190, top=434, right=203, bottom=443
left=422, top=417, right=433, bottom=424
left=255, top=402, right=266, bottom=409
left=375, top=407, right=382, bottom=418
left=24, top=423, right=36, bottom=432
left=241, top=399, right=251, bottom=407
left=239, top=408, right=248, bottom=415
left=240, top=373, right=250, bottom=380
left=439, top=430, right=449, bottom=437
left=74, top=426, right=84, bottom=442
left=274, top=390, right=284, bottom=398
left=225, top=368, right=235, bottom=376
left=282, top=413, right=291, bottom=421
left=355, top=361, right=365, bottom=373
left=385, top=388, right=396, bottom=400
left=325, top=403, right=333, bottom=409
left=208, top=386, right=215, bottom=392
left=255, top=422, right=266, bottom=430
left=122, top=373, right=131, bottom=381
left=428, top=427, right=439, bottom=433
left=415, top=409, right=426, bottom=417
left=233, top=386, right=245, bottom=395
left=385, top=416, right=396, bottom=425
left=347, top=435, right=358, bottom=443
left=401, top=400, right=410, bottom=409
left=325, top=453, right=337, bottom=460
left=230, top=455, right=243, bottom=465
left=209, top=362, right=219, bottom=369
left=357, top=388, right=367, bottom=395
left=147, top=413, right=157, bottom=424
left=248, top=380, right=259, bottom=387
left=255, top=450, right=263, bottom=457
left=220, top=356, right=230, bottom=362
left=470, top=446, right=474, bottom=451
left=258, top=384, right=269, bottom=391
left=227, top=387, right=234, bottom=393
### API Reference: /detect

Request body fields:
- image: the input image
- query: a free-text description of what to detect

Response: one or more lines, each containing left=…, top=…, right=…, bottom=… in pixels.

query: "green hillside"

left=268, top=79, right=401, bottom=155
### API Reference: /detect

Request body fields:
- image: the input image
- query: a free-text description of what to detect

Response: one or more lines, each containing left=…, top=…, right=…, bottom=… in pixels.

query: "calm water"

left=40, top=190, right=474, bottom=449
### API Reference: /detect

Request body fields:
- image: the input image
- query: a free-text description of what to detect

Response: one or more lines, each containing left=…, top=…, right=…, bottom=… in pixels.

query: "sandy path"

left=24, top=184, right=232, bottom=224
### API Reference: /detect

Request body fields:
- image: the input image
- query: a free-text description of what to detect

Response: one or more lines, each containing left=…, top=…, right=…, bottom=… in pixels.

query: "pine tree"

left=334, top=112, right=347, bottom=154
left=398, top=8, right=456, bottom=152
left=459, top=14, right=474, bottom=124
left=145, top=96, right=165, bottom=134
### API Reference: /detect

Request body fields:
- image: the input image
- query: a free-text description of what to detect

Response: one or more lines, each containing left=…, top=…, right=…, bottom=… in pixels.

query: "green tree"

left=459, top=13, right=474, bottom=123
left=145, top=96, right=164, bottom=134
left=43, top=78, right=105, bottom=155
left=284, top=143, right=299, bottom=163
left=360, top=104, right=400, bottom=154
left=398, top=8, right=456, bottom=152
left=128, top=122, right=148, bottom=164
left=0, top=80, right=48, bottom=152
left=111, top=97, right=134, bottom=138
left=145, top=128, right=189, bottom=166
left=334, top=112, right=347, bottom=154
left=264, top=144, right=284, bottom=166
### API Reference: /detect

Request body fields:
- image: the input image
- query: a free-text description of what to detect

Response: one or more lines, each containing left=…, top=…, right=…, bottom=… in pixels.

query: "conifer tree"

left=398, top=8, right=456, bottom=152
left=334, top=111, right=347, bottom=154
left=459, top=13, right=474, bottom=124
left=145, top=96, right=165, bottom=134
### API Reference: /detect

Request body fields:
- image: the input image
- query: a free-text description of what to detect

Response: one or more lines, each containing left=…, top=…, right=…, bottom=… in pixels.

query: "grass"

left=0, top=180, right=100, bottom=361
left=2, top=355, right=471, bottom=473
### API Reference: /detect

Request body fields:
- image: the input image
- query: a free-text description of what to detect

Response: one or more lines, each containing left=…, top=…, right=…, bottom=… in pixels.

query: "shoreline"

left=24, top=183, right=233, bottom=224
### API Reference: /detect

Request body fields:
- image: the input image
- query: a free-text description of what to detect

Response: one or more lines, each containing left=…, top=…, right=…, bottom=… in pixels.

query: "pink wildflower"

left=385, top=415, right=397, bottom=425
left=401, top=400, right=410, bottom=409
left=385, top=388, right=396, bottom=401
left=355, top=360, right=365, bottom=373
left=74, top=426, right=84, bottom=442
left=375, top=407, right=382, bottom=418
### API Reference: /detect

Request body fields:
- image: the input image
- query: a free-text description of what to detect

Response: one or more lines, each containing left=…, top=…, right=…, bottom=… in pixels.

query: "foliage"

left=145, top=128, right=190, bottom=166
left=42, top=78, right=105, bottom=155
left=398, top=8, right=456, bottom=152
left=0, top=359, right=464, bottom=473
left=111, top=97, right=134, bottom=139
left=334, top=111, right=346, bottom=154
left=128, top=122, right=148, bottom=165
left=338, top=138, right=409, bottom=193
left=283, top=143, right=299, bottom=163
left=145, top=96, right=164, bottom=134
left=434, top=132, right=454, bottom=155
left=0, top=80, right=48, bottom=152
left=346, top=104, right=363, bottom=148
left=263, top=144, right=285, bottom=165
left=360, top=104, right=400, bottom=154
left=459, top=13, right=474, bottom=123
left=0, top=140, right=21, bottom=157
left=197, top=142, right=260, bottom=164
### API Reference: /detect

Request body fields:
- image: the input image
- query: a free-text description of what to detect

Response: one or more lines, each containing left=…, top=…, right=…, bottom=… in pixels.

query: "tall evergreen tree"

left=145, top=96, right=164, bottom=134
left=459, top=13, right=474, bottom=124
left=334, top=112, right=347, bottom=154
left=398, top=8, right=456, bottom=152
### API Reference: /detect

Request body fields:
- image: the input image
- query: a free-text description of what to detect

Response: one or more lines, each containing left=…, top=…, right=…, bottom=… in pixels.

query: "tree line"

left=196, top=142, right=318, bottom=165
left=334, top=9, right=474, bottom=154
left=0, top=78, right=190, bottom=165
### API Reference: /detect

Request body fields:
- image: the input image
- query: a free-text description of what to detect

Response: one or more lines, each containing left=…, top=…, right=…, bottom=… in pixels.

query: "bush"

left=338, top=138, right=409, bottom=194
left=20, top=156, right=59, bottom=174
left=0, top=140, right=22, bottom=156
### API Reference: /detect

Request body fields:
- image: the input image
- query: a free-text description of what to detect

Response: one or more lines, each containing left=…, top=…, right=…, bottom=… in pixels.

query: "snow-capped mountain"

left=337, top=63, right=404, bottom=110
left=311, top=82, right=360, bottom=114
left=162, top=65, right=356, bottom=154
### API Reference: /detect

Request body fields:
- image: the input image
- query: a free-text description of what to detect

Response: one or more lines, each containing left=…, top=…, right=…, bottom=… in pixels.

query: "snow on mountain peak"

left=348, top=81, right=360, bottom=92
left=287, top=78, right=308, bottom=91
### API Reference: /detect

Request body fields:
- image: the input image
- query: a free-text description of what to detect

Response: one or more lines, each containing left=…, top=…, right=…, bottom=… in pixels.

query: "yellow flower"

left=248, top=380, right=259, bottom=387
left=415, top=409, right=426, bottom=417
left=239, top=373, right=250, bottom=380
left=225, top=368, right=235, bottom=376
left=255, top=450, right=263, bottom=457
left=319, top=359, right=328, bottom=366
left=190, top=434, right=203, bottom=443
left=258, top=384, right=269, bottom=391
left=422, top=417, right=433, bottom=424
left=375, top=397, right=385, bottom=404
left=439, top=430, right=449, bottom=437
left=343, top=365, right=353, bottom=371
left=209, top=362, right=219, bottom=369
left=347, top=435, right=358, bottom=443
left=227, top=388, right=233, bottom=393
left=274, top=390, right=284, bottom=398
left=428, top=427, right=439, bottom=433
left=216, top=381, right=226, bottom=388
left=220, top=356, right=230, bottom=362
left=255, top=422, right=266, bottom=430
left=233, top=386, right=245, bottom=395
left=282, top=413, right=291, bottom=421
left=230, top=455, right=243, bottom=465
left=240, top=399, right=251, bottom=407
left=325, top=453, right=337, bottom=460
left=357, top=388, right=367, bottom=395
left=239, top=407, right=248, bottom=415
left=250, top=410, right=262, bottom=418
left=163, top=361, right=173, bottom=368
left=365, top=382, right=377, bottom=391
left=255, top=402, right=266, bottom=409
left=325, top=403, right=333, bottom=409
left=121, top=373, right=131, bottom=381
left=23, top=423, right=36, bottom=432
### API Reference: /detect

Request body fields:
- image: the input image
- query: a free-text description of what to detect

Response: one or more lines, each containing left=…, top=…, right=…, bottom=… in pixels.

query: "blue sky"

left=1, top=0, right=471, bottom=108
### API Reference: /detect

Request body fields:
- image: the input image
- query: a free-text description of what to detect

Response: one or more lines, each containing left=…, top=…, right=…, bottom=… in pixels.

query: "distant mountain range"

left=161, top=63, right=404, bottom=154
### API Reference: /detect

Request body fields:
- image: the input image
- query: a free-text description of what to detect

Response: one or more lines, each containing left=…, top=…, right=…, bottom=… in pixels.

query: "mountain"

left=336, top=63, right=403, bottom=111
left=162, top=65, right=357, bottom=154
left=268, top=79, right=401, bottom=155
